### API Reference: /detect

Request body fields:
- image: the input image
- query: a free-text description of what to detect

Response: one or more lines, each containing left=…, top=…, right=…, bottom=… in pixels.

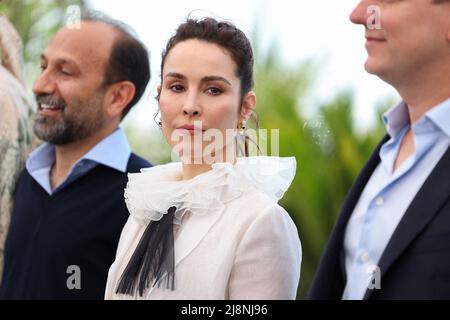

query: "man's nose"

left=350, top=0, right=372, bottom=26
left=32, top=69, right=56, bottom=96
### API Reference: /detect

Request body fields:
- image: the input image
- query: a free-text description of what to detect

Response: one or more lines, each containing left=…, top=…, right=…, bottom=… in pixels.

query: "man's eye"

left=40, top=64, right=47, bottom=71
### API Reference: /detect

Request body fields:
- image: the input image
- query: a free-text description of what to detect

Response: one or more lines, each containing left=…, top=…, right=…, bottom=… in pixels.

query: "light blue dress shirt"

left=26, top=128, right=131, bottom=195
left=342, top=98, right=450, bottom=300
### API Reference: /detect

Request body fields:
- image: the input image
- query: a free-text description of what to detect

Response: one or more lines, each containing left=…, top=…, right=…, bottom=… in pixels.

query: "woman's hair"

left=159, top=17, right=260, bottom=157
left=161, top=17, right=254, bottom=100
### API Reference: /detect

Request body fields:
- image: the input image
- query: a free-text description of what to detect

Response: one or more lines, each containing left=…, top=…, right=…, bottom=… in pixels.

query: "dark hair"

left=161, top=17, right=254, bottom=100
left=81, top=10, right=151, bottom=119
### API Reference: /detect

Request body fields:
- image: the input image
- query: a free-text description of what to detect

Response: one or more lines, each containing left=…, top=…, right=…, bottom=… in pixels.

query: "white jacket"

left=105, top=156, right=302, bottom=300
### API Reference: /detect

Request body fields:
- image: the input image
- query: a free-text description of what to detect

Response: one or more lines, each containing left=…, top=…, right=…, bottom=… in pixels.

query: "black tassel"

left=116, top=206, right=176, bottom=297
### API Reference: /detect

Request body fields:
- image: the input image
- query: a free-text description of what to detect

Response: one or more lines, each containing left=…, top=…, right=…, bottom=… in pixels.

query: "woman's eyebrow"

left=165, top=72, right=186, bottom=80
left=164, top=73, right=232, bottom=86
left=201, top=76, right=232, bottom=86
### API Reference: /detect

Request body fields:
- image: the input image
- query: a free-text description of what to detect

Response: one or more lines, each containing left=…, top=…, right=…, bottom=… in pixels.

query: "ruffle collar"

left=124, top=156, right=296, bottom=226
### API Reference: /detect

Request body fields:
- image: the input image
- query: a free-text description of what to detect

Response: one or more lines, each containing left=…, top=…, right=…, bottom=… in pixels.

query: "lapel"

left=147, top=206, right=224, bottom=296
left=173, top=208, right=224, bottom=266
left=364, top=146, right=450, bottom=299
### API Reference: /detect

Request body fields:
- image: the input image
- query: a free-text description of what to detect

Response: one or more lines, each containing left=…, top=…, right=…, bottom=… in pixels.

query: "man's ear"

left=240, top=91, right=256, bottom=121
left=105, top=81, right=136, bottom=118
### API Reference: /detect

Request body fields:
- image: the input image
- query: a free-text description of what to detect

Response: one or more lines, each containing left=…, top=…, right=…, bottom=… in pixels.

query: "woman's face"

left=159, top=39, right=255, bottom=164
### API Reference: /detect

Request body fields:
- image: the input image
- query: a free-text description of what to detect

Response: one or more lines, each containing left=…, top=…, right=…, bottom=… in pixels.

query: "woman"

left=105, top=17, right=301, bottom=299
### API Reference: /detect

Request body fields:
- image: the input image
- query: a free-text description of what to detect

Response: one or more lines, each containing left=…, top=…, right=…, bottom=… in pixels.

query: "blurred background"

left=0, top=0, right=400, bottom=299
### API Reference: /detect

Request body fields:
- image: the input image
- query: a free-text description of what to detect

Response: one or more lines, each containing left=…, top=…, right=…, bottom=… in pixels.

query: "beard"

left=33, top=91, right=106, bottom=145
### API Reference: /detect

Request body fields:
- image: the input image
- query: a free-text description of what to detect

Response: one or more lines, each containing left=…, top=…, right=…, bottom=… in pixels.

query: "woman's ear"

left=105, top=81, right=136, bottom=118
left=156, top=84, right=162, bottom=101
left=240, top=91, right=256, bottom=121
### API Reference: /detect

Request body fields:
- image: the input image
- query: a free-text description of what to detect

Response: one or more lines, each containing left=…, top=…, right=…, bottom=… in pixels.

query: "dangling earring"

left=237, top=120, right=249, bottom=157
left=238, top=120, right=246, bottom=135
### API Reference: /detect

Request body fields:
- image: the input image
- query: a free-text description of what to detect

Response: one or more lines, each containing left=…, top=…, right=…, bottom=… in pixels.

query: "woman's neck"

left=181, top=147, right=237, bottom=180
left=181, top=163, right=213, bottom=180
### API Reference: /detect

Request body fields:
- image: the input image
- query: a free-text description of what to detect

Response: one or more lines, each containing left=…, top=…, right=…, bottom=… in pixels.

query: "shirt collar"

left=26, top=127, right=131, bottom=174
left=383, top=101, right=410, bottom=138
left=423, top=97, right=450, bottom=138
left=383, top=98, right=450, bottom=138
left=82, top=127, right=131, bottom=173
left=26, top=142, right=55, bottom=173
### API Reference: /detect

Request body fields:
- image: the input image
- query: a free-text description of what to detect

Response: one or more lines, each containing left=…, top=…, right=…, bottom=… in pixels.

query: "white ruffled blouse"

left=105, top=156, right=302, bottom=300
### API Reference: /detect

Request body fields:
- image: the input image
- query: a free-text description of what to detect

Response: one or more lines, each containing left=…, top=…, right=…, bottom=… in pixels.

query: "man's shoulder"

left=127, top=153, right=151, bottom=173
left=12, top=167, right=39, bottom=199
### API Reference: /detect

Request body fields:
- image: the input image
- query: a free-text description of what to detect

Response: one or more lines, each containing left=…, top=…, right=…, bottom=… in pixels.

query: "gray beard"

left=33, top=111, right=104, bottom=145
left=33, top=89, right=107, bottom=145
left=33, top=114, right=74, bottom=145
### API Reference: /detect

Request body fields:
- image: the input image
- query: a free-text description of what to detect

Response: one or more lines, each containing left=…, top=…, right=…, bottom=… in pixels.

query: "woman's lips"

left=176, top=125, right=206, bottom=135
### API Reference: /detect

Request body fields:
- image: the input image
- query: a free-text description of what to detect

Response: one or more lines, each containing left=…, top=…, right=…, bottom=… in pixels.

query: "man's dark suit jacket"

left=309, top=135, right=450, bottom=299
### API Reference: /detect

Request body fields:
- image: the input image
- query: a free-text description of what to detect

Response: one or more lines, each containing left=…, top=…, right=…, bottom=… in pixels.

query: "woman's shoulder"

left=226, top=187, right=301, bottom=276
left=227, top=189, right=298, bottom=237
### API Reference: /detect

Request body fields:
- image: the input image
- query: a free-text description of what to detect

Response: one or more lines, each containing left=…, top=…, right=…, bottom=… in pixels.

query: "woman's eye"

left=60, top=69, right=71, bottom=76
left=169, top=84, right=184, bottom=92
left=206, top=87, right=223, bottom=95
left=40, top=64, right=47, bottom=72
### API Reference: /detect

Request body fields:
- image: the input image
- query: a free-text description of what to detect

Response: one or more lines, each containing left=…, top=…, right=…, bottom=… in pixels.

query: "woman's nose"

left=182, top=92, right=201, bottom=116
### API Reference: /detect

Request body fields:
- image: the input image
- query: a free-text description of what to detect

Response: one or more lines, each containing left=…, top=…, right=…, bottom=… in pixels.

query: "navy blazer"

left=309, top=135, right=450, bottom=299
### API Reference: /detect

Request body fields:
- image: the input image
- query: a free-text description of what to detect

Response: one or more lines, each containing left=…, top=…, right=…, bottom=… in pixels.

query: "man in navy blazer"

left=309, top=0, right=450, bottom=299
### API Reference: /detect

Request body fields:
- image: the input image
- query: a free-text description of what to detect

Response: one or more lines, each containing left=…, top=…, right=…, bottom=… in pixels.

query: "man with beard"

left=0, top=11, right=151, bottom=299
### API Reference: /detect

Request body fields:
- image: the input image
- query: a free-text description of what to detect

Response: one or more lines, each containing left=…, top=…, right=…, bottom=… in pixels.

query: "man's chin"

left=33, top=124, right=73, bottom=145
left=364, top=59, right=386, bottom=77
